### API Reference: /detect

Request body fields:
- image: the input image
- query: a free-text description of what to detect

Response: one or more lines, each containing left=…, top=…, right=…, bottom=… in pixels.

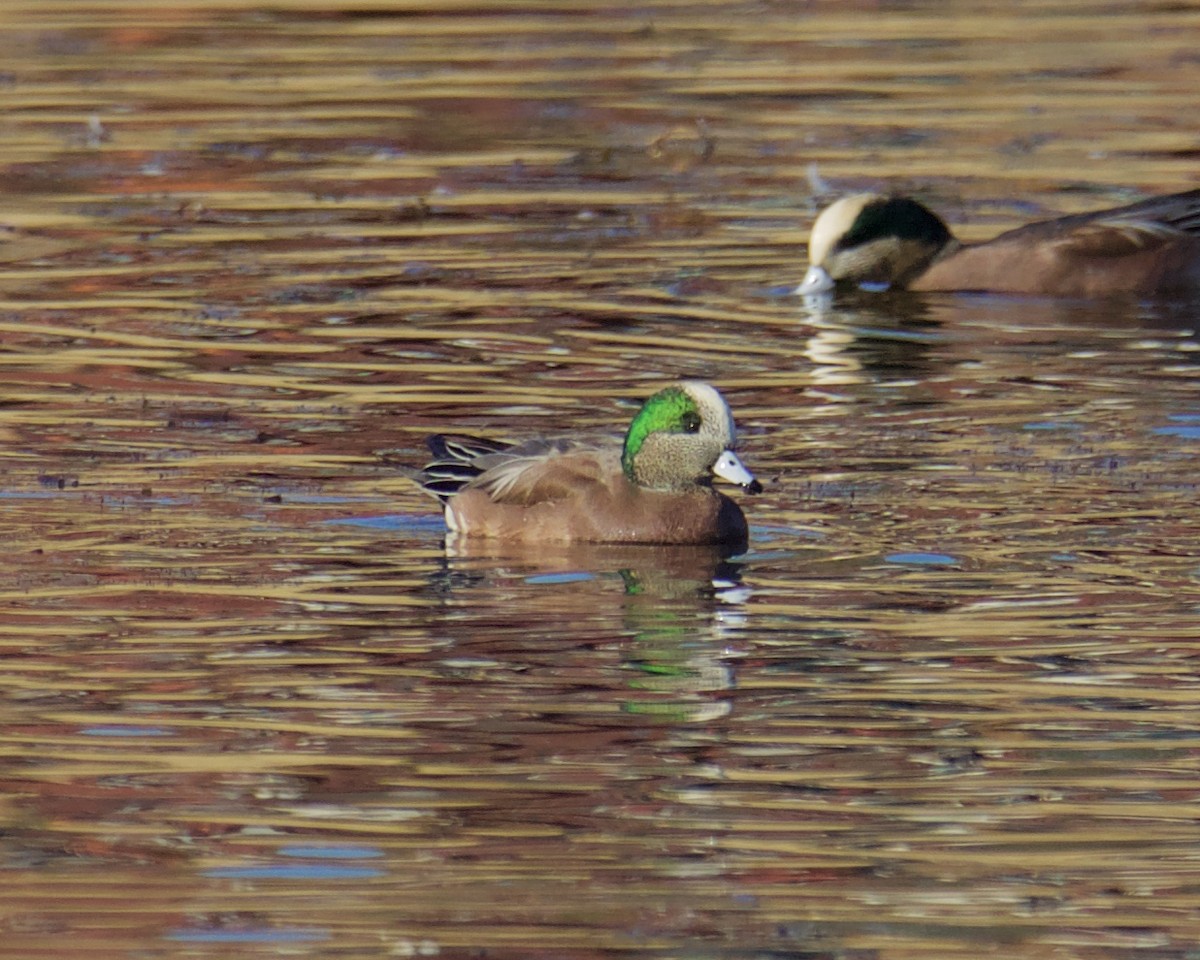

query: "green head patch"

left=838, top=196, right=953, bottom=252
left=622, top=386, right=701, bottom=480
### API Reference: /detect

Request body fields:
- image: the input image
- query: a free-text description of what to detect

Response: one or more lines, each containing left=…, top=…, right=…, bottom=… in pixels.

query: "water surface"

left=2, top=2, right=1200, bottom=958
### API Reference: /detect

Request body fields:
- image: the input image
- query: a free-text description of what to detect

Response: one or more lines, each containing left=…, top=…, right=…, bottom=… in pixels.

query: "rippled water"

left=2, top=2, right=1200, bottom=958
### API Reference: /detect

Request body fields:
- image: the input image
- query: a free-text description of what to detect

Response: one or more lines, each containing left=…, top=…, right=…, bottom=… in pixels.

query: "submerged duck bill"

left=796, top=264, right=835, bottom=294
left=713, top=450, right=761, bottom=493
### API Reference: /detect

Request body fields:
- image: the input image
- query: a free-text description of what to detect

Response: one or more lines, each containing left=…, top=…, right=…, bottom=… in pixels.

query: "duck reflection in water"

left=415, top=538, right=749, bottom=726
left=430, top=538, right=749, bottom=601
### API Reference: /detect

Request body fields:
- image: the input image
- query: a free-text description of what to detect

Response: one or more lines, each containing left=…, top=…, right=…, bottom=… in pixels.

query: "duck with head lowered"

left=407, top=381, right=761, bottom=546
left=797, top=188, right=1200, bottom=299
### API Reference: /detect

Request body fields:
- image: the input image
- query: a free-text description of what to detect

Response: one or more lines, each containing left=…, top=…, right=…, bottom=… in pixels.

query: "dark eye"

left=680, top=411, right=701, bottom=433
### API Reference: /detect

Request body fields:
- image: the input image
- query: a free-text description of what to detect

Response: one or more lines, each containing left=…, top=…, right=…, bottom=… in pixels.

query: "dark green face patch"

left=838, top=196, right=953, bottom=252
left=622, top=386, right=701, bottom=480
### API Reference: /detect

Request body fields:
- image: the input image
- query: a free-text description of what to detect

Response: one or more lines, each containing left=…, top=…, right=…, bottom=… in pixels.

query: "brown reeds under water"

left=1, top=1, right=1199, bottom=958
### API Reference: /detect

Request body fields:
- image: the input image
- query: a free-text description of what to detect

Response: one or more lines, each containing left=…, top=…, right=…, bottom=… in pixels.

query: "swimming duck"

left=408, top=381, right=761, bottom=544
left=797, top=189, right=1200, bottom=298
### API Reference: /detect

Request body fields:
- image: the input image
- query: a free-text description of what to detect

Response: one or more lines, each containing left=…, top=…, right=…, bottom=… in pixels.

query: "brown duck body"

left=442, top=444, right=748, bottom=544
left=801, top=189, right=1200, bottom=298
left=406, top=382, right=759, bottom=546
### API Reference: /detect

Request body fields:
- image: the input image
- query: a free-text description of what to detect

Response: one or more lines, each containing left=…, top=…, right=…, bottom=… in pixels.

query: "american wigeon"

left=408, top=381, right=761, bottom=544
left=797, top=189, right=1200, bottom=298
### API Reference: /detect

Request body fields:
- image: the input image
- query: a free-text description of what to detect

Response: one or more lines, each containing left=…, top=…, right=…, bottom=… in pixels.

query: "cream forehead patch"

left=809, top=193, right=878, bottom=265
left=681, top=381, right=736, bottom=442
